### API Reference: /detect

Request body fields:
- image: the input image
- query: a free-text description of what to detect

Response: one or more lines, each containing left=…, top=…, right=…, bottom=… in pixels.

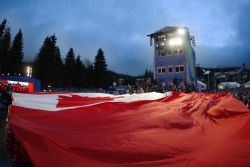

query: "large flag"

left=8, top=92, right=250, bottom=167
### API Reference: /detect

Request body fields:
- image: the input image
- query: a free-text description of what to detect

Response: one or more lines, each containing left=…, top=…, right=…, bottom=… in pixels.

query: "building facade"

left=148, top=26, right=197, bottom=86
left=214, top=63, right=249, bottom=84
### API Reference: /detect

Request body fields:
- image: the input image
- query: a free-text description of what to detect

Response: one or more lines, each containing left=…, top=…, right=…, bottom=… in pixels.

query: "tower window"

left=174, top=49, right=178, bottom=55
left=175, top=66, right=180, bottom=72
left=168, top=66, right=173, bottom=73
left=171, top=49, right=174, bottom=55
left=160, top=50, right=166, bottom=56
left=157, top=68, right=161, bottom=73
left=157, top=67, right=166, bottom=74
left=167, top=49, right=171, bottom=56
left=180, top=65, right=184, bottom=72
left=179, top=49, right=183, bottom=54
left=175, top=65, right=185, bottom=73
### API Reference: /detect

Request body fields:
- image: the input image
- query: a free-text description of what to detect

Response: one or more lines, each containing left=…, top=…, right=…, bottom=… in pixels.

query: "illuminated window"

left=168, top=37, right=183, bottom=46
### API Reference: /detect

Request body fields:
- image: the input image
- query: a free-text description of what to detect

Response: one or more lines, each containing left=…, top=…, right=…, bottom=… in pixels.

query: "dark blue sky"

left=0, top=0, right=249, bottom=75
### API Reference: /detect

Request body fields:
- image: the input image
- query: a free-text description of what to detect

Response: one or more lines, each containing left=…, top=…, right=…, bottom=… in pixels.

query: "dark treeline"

left=33, top=34, right=111, bottom=88
left=0, top=19, right=23, bottom=75
left=0, top=19, right=154, bottom=89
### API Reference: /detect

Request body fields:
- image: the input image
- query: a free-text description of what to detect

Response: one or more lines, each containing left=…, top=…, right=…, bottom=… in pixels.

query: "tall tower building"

left=148, top=26, right=197, bottom=86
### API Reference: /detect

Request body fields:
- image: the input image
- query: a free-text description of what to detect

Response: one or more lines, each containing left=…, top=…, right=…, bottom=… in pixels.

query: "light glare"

left=175, top=38, right=183, bottom=45
left=168, top=37, right=183, bottom=46
left=177, top=28, right=185, bottom=35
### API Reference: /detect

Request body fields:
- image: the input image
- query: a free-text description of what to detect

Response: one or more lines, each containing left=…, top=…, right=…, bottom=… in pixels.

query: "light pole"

left=26, top=66, right=32, bottom=77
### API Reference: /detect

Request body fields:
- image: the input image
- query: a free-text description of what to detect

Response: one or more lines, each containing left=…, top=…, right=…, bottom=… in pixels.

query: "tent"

left=0, top=75, right=41, bottom=93
left=218, top=82, right=240, bottom=90
left=197, top=80, right=207, bottom=91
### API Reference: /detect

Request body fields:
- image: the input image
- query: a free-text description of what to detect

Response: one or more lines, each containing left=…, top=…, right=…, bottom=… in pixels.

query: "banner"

left=8, top=92, right=250, bottom=167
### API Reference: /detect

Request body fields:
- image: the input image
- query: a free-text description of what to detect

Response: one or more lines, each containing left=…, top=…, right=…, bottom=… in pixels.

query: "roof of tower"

left=147, top=26, right=187, bottom=37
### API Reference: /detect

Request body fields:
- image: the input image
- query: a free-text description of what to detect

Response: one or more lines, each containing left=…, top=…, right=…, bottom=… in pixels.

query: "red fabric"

left=8, top=93, right=250, bottom=167
left=28, top=83, right=34, bottom=93
left=6, top=129, right=31, bottom=163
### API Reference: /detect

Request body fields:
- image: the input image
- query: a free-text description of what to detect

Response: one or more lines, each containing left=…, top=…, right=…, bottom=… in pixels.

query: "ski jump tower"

left=148, top=26, right=197, bottom=86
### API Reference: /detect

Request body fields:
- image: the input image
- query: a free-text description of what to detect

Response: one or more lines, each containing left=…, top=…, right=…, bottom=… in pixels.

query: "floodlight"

left=175, top=37, right=183, bottom=45
left=168, top=37, right=183, bottom=46
left=168, top=39, right=175, bottom=46
left=177, top=28, right=185, bottom=35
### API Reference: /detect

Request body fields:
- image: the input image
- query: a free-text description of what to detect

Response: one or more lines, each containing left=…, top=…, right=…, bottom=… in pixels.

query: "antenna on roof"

left=150, top=37, right=153, bottom=46
left=191, top=36, right=196, bottom=46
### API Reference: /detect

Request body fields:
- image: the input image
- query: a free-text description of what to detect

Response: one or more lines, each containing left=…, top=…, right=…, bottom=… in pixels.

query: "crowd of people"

left=0, top=84, right=33, bottom=166
left=205, top=87, right=250, bottom=108
left=105, top=78, right=250, bottom=109
left=0, top=85, right=12, bottom=128
left=0, top=81, right=30, bottom=93
left=116, top=83, right=250, bottom=109
left=0, top=85, right=12, bottom=164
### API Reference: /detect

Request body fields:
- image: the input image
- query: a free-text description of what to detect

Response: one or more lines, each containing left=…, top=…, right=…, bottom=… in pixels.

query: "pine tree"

left=0, top=27, right=11, bottom=74
left=144, top=69, right=149, bottom=78
left=53, top=46, right=64, bottom=87
left=0, top=19, right=7, bottom=38
left=0, top=19, right=7, bottom=74
left=33, top=35, right=63, bottom=88
left=10, top=29, right=23, bottom=74
left=64, top=48, right=76, bottom=87
left=84, top=58, right=94, bottom=87
left=74, top=55, right=85, bottom=87
left=93, top=48, right=109, bottom=88
left=148, top=70, right=154, bottom=79
left=34, top=36, right=51, bottom=87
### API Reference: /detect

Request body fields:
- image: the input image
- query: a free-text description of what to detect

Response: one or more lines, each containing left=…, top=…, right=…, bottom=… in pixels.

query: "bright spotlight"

left=168, top=37, right=183, bottom=46
left=168, top=39, right=175, bottom=46
left=177, top=28, right=185, bottom=35
left=175, top=37, right=183, bottom=45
